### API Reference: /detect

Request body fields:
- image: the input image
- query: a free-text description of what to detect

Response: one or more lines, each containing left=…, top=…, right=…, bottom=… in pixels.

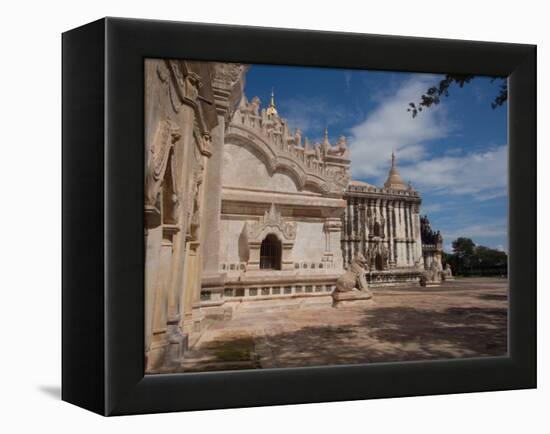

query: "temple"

left=144, top=60, right=445, bottom=372
left=342, top=152, right=425, bottom=287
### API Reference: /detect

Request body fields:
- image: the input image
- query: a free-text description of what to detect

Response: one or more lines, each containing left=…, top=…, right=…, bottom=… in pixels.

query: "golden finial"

left=266, top=87, right=278, bottom=116
left=322, top=127, right=331, bottom=149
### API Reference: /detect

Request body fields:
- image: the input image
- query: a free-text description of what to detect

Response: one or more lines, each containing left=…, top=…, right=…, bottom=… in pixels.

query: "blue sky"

left=244, top=65, right=508, bottom=253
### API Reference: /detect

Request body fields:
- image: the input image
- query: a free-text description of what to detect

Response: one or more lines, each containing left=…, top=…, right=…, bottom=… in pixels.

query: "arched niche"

left=243, top=204, right=297, bottom=271
left=260, top=234, right=282, bottom=270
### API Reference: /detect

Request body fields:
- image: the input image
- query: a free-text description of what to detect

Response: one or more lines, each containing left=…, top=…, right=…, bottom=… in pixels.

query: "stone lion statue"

left=335, top=253, right=372, bottom=296
left=441, top=263, right=454, bottom=280
left=420, top=261, right=443, bottom=286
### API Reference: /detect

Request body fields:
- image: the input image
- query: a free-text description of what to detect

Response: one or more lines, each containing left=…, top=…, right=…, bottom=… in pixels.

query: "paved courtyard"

left=180, top=277, right=508, bottom=372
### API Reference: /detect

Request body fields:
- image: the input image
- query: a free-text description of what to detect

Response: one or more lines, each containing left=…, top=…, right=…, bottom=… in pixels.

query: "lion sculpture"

left=335, top=253, right=372, bottom=298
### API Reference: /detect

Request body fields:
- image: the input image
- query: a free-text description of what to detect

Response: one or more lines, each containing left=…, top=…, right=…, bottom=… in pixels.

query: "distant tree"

left=450, top=237, right=476, bottom=275
left=407, top=74, right=507, bottom=118
left=475, top=245, right=508, bottom=270
left=452, top=237, right=476, bottom=258
left=446, top=237, right=507, bottom=277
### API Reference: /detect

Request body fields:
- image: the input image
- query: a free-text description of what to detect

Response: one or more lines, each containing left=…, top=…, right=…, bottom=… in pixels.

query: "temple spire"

left=266, top=88, right=278, bottom=116
left=384, top=151, right=406, bottom=190
left=323, top=127, right=330, bottom=152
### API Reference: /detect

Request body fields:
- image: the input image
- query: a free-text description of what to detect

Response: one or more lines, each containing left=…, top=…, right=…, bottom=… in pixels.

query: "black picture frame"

left=62, top=17, right=536, bottom=416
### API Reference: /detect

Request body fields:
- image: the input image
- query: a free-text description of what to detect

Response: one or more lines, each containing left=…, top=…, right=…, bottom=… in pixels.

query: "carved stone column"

left=407, top=202, right=416, bottom=266
left=396, top=201, right=404, bottom=267
left=387, top=200, right=395, bottom=267
left=380, top=199, right=388, bottom=264
left=404, top=202, right=410, bottom=265
left=352, top=198, right=359, bottom=258
left=359, top=200, right=367, bottom=257
left=200, top=116, right=225, bottom=296
left=412, top=202, right=424, bottom=269
left=200, top=63, right=248, bottom=300
left=341, top=201, right=349, bottom=267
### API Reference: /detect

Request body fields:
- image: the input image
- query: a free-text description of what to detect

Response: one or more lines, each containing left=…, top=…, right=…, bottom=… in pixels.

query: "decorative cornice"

left=227, top=95, right=351, bottom=196
left=346, top=184, right=421, bottom=203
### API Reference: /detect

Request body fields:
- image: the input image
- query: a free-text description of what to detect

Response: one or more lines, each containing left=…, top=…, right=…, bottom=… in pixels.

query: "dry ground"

left=179, top=277, right=507, bottom=372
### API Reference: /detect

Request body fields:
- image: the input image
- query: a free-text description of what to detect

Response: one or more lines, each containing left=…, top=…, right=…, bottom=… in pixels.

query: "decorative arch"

left=225, top=127, right=333, bottom=194
left=244, top=204, right=297, bottom=271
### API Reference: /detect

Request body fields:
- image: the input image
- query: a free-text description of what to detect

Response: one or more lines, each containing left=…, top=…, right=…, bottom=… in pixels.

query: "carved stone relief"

left=145, top=119, right=182, bottom=221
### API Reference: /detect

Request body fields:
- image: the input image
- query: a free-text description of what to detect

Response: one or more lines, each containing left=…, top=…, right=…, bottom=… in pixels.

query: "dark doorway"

left=260, top=234, right=282, bottom=270
left=375, top=253, right=384, bottom=270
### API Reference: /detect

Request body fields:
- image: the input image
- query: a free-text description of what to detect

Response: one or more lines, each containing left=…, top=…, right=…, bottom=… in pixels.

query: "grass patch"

left=214, top=348, right=251, bottom=362
left=202, top=333, right=255, bottom=362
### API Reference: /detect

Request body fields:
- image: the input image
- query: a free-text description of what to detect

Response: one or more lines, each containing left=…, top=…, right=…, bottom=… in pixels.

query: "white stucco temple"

left=143, top=60, right=444, bottom=371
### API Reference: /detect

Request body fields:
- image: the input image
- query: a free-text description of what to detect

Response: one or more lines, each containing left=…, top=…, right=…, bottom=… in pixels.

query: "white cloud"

left=347, top=75, right=508, bottom=203
left=441, top=219, right=507, bottom=241
left=399, top=145, right=508, bottom=200
left=348, top=75, right=450, bottom=179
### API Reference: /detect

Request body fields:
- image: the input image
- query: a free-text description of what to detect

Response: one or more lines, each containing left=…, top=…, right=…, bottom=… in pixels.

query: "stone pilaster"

left=360, top=199, right=367, bottom=257
left=341, top=203, right=348, bottom=266
left=380, top=199, right=388, bottom=265
left=397, top=201, right=405, bottom=267
left=404, top=202, right=410, bottom=265
left=387, top=200, right=395, bottom=267
left=200, top=114, right=227, bottom=302
left=412, top=203, right=424, bottom=268
left=406, top=202, right=413, bottom=266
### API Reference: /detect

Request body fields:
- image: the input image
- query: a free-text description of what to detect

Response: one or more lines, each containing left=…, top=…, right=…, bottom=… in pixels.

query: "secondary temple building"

left=144, top=60, right=445, bottom=371
left=342, top=154, right=425, bottom=287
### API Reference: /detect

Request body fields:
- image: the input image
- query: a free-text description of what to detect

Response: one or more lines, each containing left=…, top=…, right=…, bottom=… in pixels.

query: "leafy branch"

left=407, top=74, right=507, bottom=118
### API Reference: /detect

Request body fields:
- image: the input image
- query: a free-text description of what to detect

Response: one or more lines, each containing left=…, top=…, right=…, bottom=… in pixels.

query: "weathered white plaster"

left=223, top=142, right=306, bottom=193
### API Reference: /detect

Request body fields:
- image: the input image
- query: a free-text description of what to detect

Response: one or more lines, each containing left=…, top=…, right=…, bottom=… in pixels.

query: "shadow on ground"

left=178, top=279, right=509, bottom=372
left=360, top=306, right=507, bottom=354
left=248, top=305, right=508, bottom=368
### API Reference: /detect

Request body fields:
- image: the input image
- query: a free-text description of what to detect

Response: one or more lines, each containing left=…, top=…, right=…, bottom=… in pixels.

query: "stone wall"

left=223, top=142, right=305, bottom=193
left=144, top=59, right=246, bottom=372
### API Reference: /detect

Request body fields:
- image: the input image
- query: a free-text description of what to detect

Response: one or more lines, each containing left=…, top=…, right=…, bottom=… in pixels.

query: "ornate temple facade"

left=201, top=92, right=351, bottom=317
left=341, top=154, right=425, bottom=286
left=144, top=61, right=444, bottom=371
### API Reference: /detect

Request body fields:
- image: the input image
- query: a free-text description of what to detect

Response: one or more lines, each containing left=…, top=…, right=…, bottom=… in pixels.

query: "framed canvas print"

left=62, top=17, right=536, bottom=416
